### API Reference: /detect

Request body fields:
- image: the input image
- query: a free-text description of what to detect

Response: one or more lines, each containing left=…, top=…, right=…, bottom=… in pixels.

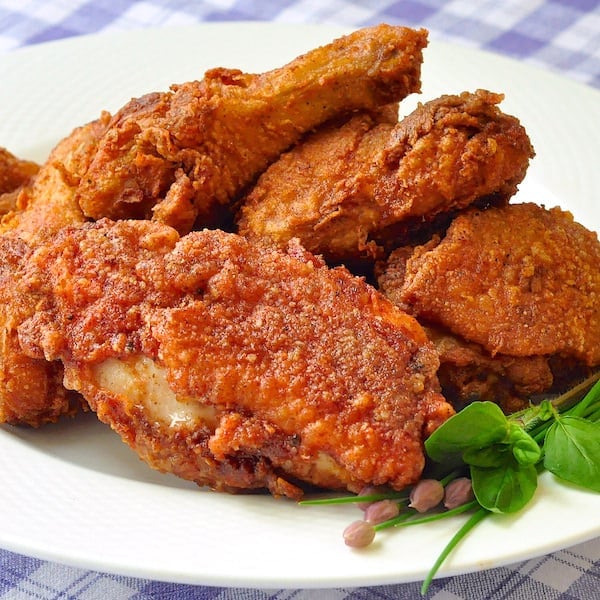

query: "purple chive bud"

left=408, top=479, right=444, bottom=513
left=364, top=499, right=401, bottom=524
left=443, top=477, right=474, bottom=509
left=356, top=486, right=380, bottom=511
left=343, top=520, right=376, bottom=548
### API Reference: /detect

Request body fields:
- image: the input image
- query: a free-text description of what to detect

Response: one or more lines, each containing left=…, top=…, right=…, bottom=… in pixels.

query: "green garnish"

left=301, top=371, right=600, bottom=595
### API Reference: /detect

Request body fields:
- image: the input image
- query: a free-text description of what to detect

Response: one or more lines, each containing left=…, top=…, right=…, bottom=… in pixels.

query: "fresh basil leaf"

left=511, top=437, right=542, bottom=466
left=463, top=444, right=508, bottom=468
left=471, top=459, right=538, bottom=513
left=506, top=423, right=542, bottom=465
left=543, top=416, right=600, bottom=492
left=425, top=402, right=508, bottom=464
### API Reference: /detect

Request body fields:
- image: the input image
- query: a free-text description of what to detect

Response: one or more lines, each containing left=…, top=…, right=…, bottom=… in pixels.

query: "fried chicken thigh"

left=237, top=90, right=534, bottom=262
left=378, top=203, right=600, bottom=408
left=75, top=24, right=427, bottom=232
left=18, top=219, right=453, bottom=497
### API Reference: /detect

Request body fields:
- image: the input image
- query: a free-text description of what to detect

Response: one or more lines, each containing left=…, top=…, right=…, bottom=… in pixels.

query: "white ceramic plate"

left=0, top=23, right=599, bottom=589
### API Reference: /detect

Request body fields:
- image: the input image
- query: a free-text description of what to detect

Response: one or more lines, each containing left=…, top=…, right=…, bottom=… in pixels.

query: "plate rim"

left=0, top=21, right=599, bottom=588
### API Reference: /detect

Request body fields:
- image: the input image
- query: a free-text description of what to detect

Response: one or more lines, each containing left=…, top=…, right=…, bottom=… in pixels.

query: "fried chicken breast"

left=237, top=90, right=534, bottom=263
left=378, top=202, right=600, bottom=407
left=18, top=219, right=453, bottom=497
left=75, top=25, right=427, bottom=232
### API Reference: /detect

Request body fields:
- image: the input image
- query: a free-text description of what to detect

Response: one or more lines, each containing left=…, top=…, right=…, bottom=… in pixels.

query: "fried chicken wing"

left=237, top=90, right=534, bottom=263
left=378, top=202, right=600, bottom=407
left=74, top=25, right=427, bottom=232
left=18, top=219, right=453, bottom=497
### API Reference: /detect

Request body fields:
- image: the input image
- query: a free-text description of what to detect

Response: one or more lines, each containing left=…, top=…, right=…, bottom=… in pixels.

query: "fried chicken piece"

left=0, top=118, right=110, bottom=426
left=75, top=25, right=427, bottom=232
left=18, top=219, right=453, bottom=497
left=430, top=327, right=592, bottom=414
left=424, top=326, right=556, bottom=413
left=0, top=147, right=39, bottom=195
left=0, top=147, right=39, bottom=215
left=0, top=234, right=80, bottom=426
left=238, top=90, right=534, bottom=263
left=378, top=202, right=600, bottom=407
left=0, top=116, right=110, bottom=242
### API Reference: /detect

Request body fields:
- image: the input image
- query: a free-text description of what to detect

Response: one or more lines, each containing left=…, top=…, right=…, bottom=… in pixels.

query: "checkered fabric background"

left=2, top=538, right=600, bottom=599
left=1, top=1, right=599, bottom=599
left=0, top=0, right=599, bottom=87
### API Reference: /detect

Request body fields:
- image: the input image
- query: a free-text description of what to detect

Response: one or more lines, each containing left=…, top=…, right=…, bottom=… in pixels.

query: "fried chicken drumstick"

left=5, top=25, right=426, bottom=239
left=238, top=90, right=534, bottom=262
left=74, top=24, right=427, bottom=232
left=17, top=219, right=453, bottom=498
left=378, top=202, right=600, bottom=410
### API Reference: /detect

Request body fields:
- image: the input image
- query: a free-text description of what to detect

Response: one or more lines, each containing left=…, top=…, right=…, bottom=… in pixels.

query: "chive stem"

left=420, top=507, right=489, bottom=595
left=376, top=500, right=478, bottom=532
left=299, top=491, right=407, bottom=506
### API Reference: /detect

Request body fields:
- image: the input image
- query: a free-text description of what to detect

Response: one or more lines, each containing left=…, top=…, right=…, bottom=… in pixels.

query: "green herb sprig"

left=300, top=371, right=600, bottom=595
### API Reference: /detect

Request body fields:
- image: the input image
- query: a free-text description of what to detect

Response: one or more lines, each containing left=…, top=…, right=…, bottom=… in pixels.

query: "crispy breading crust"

left=238, top=90, right=534, bottom=262
left=18, top=219, right=453, bottom=497
left=75, top=25, right=427, bottom=231
left=0, top=235, right=80, bottom=426
left=377, top=203, right=600, bottom=410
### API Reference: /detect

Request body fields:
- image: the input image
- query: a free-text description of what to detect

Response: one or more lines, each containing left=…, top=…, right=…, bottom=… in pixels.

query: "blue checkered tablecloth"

left=1, top=1, right=599, bottom=599
left=1, top=0, right=599, bottom=88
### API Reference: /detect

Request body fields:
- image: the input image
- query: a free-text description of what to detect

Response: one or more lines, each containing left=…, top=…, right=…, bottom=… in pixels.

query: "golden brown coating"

left=18, top=219, right=453, bottom=497
left=0, top=118, right=110, bottom=426
left=0, top=234, right=80, bottom=426
left=237, top=90, right=534, bottom=263
left=74, top=25, right=427, bottom=232
left=0, top=116, right=110, bottom=243
left=0, top=147, right=39, bottom=215
left=378, top=202, right=600, bottom=367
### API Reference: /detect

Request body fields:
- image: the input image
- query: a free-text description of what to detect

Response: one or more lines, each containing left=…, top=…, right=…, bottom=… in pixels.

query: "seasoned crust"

left=383, top=203, right=600, bottom=364
left=377, top=203, right=600, bottom=409
left=0, top=235, right=80, bottom=426
left=18, top=219, right=453, bottom=497
left=238, top=89, right=534, bottom=263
